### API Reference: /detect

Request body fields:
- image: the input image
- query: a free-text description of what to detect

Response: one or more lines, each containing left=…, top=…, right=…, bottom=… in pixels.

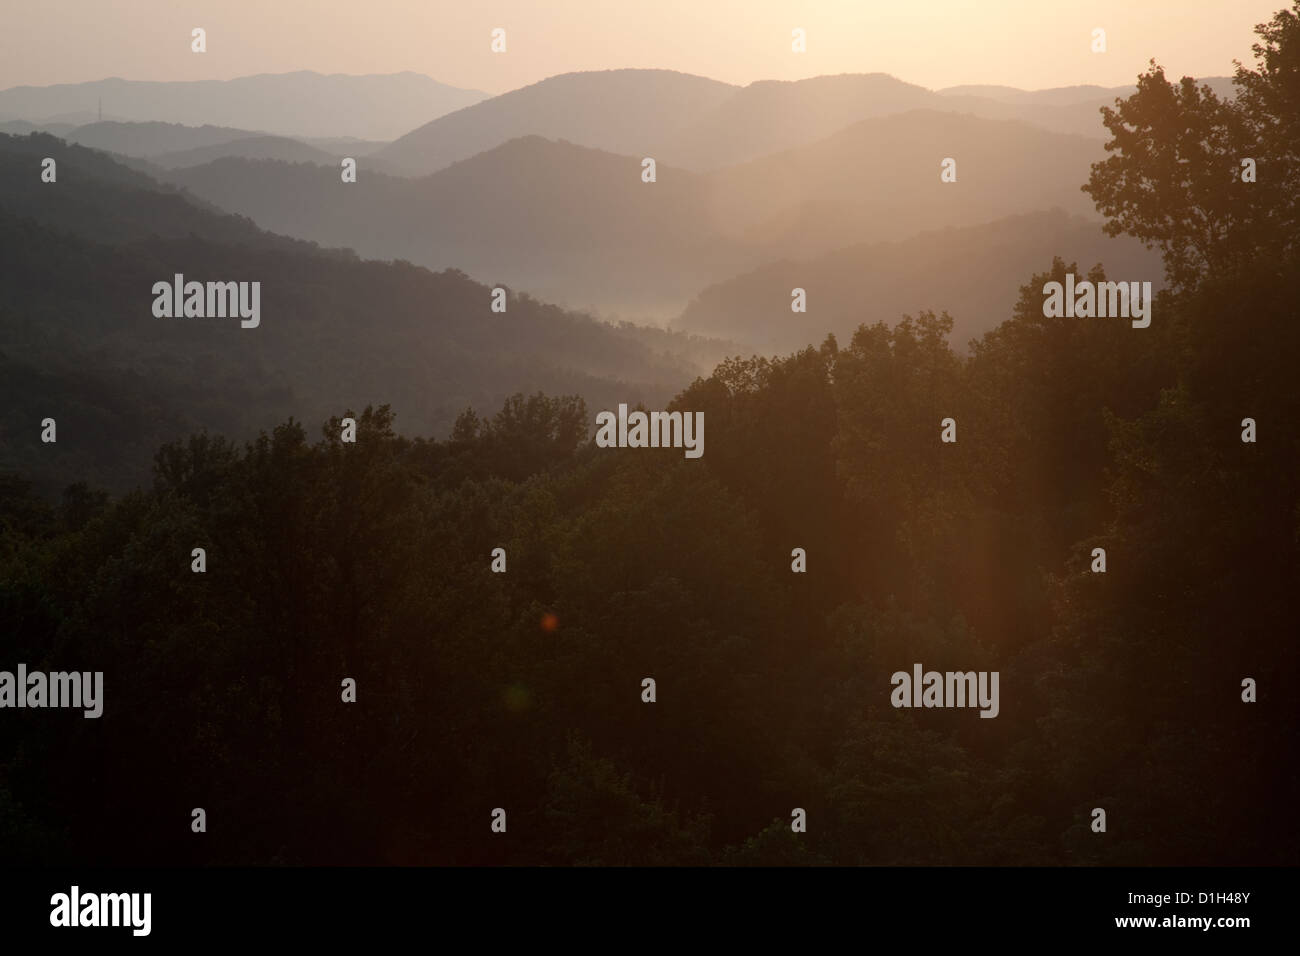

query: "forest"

left=0, top=7, right=1297, bottom=867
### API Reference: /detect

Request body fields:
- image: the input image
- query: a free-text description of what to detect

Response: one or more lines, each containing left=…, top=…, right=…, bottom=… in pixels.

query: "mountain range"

left=0, top=65, right=1207, bottom=493
left=0, top=71, right=489, bottom=140
left=161, top=109, right=1106, bottom=320
left=674, top=209, right=1164, bottom=352
left=0, top=133, right=727, bottom=494
left=377, top=69, right=1235, bottom=176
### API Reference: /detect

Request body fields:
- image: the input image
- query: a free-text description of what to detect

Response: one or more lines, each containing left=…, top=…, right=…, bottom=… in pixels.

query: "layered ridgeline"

left=0, top=71, right=489, bottom=140
left=163, top=111, right=1104, bottom=321
left=0, top=182, right=1293, bottom=870
left=0, top=119, right=395, bottom=176
left=0, top=133, right=728, bottom=495
left=376, top=69, right=1234, bottom=177
left=0, top=39, right=1295, bottom=868
left=166, top=136, right=747, bottom=318
left=376, top=69, right=741, bottom=177
left=675, top=210, right=1164, bottom=352
left=14, top=70, right=1227, bottom=325
left=2, top=69, right=1234, bottom=178
left=60, top=121, right=376, bottom=170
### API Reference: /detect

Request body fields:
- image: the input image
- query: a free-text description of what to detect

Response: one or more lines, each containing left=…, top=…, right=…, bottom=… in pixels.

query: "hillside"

left=674, top=209, right=1165, bottom=351
left=377, top=71, right=1237, bottom=178
left=0, top=71, right=489, bottom=140
left=64, top=120, right=264, bottom=156
left=164, top=109, right=1108, bottom=319
left=664, top=73, right=942, bottom=169
left=166, top=136, right=756, bottom=317
left=58, top=121, right=384, bottom=171
left=703, top=110, right=1104, bottom=252
left=0, top=135, right=724, bottom=494
left=377, top=69, right=740, bottom=176
left=148, top=135, right=341, bottom=169
left=0, top=132, right=309, bottom=247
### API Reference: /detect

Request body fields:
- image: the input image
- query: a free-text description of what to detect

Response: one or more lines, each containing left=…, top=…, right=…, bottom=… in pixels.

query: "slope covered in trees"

left=1, top=5, right=1297, bottom=868
left=674, top=209, right=1164, bottom=350
left=0, top=134, right=724, bottom=495
left=165, top=112, right=1106, bottom=319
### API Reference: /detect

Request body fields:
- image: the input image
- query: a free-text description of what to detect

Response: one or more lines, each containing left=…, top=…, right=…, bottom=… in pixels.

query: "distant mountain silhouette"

left=704, top=110, right=1103, bottom=253
left=0, top=119, right=78, bottom=137
left=674, top=209, right=1165, bottom=351
left=55, top=121, right=390, bottom=171
left=0, top=71, right=489, bottom=140
left=665, top=73, right=941, bottom=169
left=0, top=133, right=725, bottom=493
left=379, top=71, right=955, bottom=175
left=377, top=71, right=1236, bottom=177
left=377, top=69, right=738, bottom=177
left=161, top=109, right=1108, bottom=317
left=148, top=135, right=342, bottom=169
left=65, top=121, right=264, bottom=156
left=0, top=132, right=306, bottom=246
left=299, top=136, right=389, bottom=157
left=935, top=77, right=1236, bottom=137
left=167, top=136, right=757, bottom=317
left=937, top=78, right=1235, bottom=104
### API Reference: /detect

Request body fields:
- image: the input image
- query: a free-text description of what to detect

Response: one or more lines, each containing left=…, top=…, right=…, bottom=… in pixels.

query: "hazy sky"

left=2, top=0, right=1284, bottom=93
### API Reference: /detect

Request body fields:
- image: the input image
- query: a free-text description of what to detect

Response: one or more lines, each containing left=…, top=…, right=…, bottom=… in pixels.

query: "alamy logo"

left=891, top=663, right=1000, bottom=718
left=0, top=664, right=102, bottom=718
left=152, top=274, right=261, bottom=328
left=50, top=886, right=150, bottom=936
left=595, top=404, right=704, bottom=459
left=1042, top=273, right=1151, bottom=328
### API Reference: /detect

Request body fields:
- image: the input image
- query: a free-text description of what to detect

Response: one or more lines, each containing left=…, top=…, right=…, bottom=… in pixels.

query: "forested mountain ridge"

left=162, top=112, right=1108, bottom=320
left=1, top=9, right=1297, bottom=869
left=0, top=71, right=489, bottom=140
left=0, top=134, right=727, bottom=495
left=674, top=209, right=1165, bottom=350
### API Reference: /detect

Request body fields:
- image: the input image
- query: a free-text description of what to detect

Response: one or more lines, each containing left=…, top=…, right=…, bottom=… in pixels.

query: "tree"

left=1084, top=4, right=1300, bottom=290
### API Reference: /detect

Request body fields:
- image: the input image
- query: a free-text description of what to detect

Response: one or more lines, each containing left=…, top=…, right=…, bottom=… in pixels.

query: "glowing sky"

left=2, top=0, right=1283, bottom=93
